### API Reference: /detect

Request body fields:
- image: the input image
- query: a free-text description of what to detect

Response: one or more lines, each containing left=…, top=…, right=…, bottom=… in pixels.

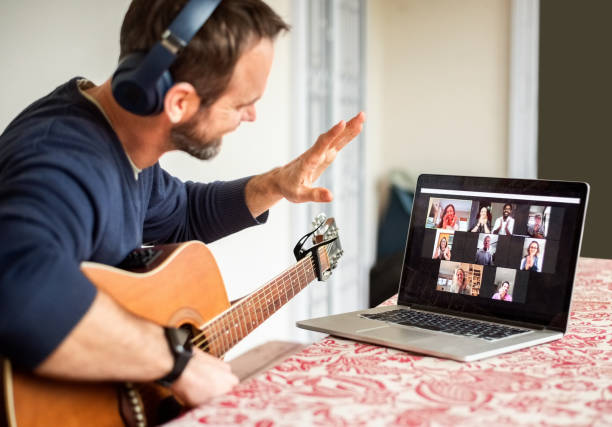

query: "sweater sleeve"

left=0, top=148, right=101, bottom=369
left=142, top=165, right=268, bottom=244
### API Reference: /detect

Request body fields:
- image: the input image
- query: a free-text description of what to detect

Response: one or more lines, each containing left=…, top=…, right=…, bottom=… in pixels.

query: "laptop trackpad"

left=358, top=325, right=433, bottom=341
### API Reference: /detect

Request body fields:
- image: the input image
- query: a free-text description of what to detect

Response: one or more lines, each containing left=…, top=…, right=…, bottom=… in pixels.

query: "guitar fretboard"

left=191, top=247, right=326, bottom=357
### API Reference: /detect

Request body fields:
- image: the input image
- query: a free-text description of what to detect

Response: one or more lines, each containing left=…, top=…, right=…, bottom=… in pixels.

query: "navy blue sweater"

left=0, top=79, right=267, bottom=369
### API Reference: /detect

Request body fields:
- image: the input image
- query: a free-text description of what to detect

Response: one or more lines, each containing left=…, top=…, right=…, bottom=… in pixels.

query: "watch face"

left=166, top=327, right=192, bottom=354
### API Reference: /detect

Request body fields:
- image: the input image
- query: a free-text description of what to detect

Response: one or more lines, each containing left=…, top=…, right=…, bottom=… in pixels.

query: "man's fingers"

left=310, top=120, right=346, bottom=156
left=332, top=111, right=365, bottom=151
left=310, top=112, right=365, bottom=158
left=306, top=187, right=333, bottom=203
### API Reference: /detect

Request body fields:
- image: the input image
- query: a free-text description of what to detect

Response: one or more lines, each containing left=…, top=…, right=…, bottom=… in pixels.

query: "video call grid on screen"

left=398, top=176, right=586, bottom=330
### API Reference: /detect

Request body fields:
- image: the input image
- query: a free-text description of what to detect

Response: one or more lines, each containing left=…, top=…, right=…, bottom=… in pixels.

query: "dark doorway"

left=538, top=0, right=612, bottom=259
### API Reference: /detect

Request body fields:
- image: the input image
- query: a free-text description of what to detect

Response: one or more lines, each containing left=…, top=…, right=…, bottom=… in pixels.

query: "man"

left=475, top=235, right=494, bottom=266
left=492, top=203, right=514, bottom=235
left=0, top=0, right=365, bottom=408
left=528, top=213, right=546, bottom=238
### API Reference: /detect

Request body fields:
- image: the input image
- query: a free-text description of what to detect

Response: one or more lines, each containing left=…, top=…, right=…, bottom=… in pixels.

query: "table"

left=165, top=258, right=612, bottom=426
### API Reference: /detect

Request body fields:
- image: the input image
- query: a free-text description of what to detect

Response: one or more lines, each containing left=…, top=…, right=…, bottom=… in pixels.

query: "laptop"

left=297, top=174, right=589, bottom=362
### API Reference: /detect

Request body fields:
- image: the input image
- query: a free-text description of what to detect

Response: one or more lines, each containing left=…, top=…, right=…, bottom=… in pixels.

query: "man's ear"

left=163, top=82, right=201, bottom=124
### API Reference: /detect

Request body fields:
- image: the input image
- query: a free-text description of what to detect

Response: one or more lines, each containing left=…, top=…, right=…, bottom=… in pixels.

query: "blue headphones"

left=112, top=0, right=222, bottom=115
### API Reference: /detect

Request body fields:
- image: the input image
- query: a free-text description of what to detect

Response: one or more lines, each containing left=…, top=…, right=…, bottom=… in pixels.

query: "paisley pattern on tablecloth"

left=165, top=258, right=612, bottom=426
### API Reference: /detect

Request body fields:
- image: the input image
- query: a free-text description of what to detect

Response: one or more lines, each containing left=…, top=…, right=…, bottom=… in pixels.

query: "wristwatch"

left=156, top=326, right=193, bottom=387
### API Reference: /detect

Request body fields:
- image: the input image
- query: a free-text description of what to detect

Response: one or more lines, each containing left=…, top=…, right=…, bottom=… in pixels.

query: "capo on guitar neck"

left=293, top=215, right=338, bottom=282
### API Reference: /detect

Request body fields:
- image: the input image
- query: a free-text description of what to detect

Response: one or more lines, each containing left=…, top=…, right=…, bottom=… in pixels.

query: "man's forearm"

left=35, top=291, right=172, bottom=382
left=244, top=168, right=283, bottom=218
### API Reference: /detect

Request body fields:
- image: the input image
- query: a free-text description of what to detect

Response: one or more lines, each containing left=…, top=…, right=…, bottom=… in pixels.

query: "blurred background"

left=1, top=0, right=609, bottom=359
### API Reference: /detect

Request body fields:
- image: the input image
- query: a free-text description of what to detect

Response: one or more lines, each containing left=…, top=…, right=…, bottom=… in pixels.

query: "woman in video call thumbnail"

left=438, top=204, right=459, bottom=230
left=492, top=281, right=512, bottom=302
left=433, top=237, right=451, bottom=260
left=520, top=240, right=541, bottom=272
left=450, top=267, right=471, bottom=295
left=471, top=205, right=491, bottom=233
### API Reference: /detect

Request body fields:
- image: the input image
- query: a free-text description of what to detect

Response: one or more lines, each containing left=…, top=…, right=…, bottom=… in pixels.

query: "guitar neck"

left=192, top=247, right=327, bottom=357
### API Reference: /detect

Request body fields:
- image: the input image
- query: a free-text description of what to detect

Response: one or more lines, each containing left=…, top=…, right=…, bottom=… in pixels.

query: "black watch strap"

left=156, top=326, right=193, bottom=388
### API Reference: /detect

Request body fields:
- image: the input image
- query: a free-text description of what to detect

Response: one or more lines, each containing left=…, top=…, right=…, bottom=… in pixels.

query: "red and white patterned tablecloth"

left=165, top=258, right=612, bottom=427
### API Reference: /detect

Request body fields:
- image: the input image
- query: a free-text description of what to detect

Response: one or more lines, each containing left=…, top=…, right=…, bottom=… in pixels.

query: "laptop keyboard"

left=361, top=309, right=529, bottom=341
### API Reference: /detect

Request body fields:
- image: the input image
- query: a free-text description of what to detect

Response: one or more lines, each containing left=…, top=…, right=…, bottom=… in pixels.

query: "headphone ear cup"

left=153, top=69, right=174, bottom=114
left=112, top=52, right=174, bottom=115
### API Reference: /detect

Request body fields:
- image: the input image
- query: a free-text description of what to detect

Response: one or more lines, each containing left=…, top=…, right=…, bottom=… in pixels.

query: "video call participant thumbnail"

left=492, top=203, right=515, bottom=235
left=527, top=206, right=549, bottom=239
left=492, top=281, right=512, bottom=302
left=433, top=232, right=452, bottom=261
left=470, top=204, right=492, bottom=234
left=437, top=261, right=483, bottom=297
left=438, top=203, right=459, bottom=230
left=451, top=267, right=471, bottom=295
left=476, top=266, right=523, bottom=303
left=520, top=239, right=545, bottom=272
left=426, top=198, right=472, bottom=232
left=474, top=234, right=496, bottom=266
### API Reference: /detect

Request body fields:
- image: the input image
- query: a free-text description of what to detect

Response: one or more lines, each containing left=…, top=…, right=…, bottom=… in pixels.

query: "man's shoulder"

left=1, top=78, right=122, bottom=175
left=2, top=78, right=111, bottom=148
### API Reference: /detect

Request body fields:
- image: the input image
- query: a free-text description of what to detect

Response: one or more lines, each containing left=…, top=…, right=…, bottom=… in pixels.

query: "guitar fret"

left=277, top=275, right=287, bottom=306
left=244, top=303, right=253, bottom=334
left=289, top=265, right=299, bottom=296
left=233, top=307, right=245, bottom=341
left=230, top=310, right=241, bottom=348
left=282, top=274, right=290, bottom=302
left=221, top=313, right=233, bottom=354
left=205, top=321, right=220, bottom=356
left=243, top=300, right=253, bottom=334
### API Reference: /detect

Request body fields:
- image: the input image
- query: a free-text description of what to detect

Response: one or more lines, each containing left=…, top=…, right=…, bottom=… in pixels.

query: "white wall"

left=1, top=0, right=128, bottom=130
left=366, top=0, right=511, bottom=212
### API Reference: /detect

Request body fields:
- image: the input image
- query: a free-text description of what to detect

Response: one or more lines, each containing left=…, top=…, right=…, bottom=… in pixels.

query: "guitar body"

left=4, top=241, right=229, bottom=427
left=2, top=216, right=342, bottom=427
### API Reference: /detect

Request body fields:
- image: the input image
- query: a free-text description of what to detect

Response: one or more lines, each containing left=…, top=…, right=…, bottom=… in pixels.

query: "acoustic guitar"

left=1, top=215, right=342, bottom=427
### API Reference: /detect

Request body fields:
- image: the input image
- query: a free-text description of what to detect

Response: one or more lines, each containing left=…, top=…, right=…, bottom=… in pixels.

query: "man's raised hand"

left=245, top=112, right=365, bottom=217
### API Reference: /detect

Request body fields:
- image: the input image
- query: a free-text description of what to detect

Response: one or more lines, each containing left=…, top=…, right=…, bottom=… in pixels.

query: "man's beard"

left=170, top=117, right=222, bottom=161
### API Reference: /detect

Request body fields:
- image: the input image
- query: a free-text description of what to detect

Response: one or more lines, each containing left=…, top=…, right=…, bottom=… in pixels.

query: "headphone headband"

left=112, top=0, right=222, bottom=115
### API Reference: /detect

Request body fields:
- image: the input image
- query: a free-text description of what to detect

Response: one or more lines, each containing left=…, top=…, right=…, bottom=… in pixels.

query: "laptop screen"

left=398, top=175, right=589, bottom=331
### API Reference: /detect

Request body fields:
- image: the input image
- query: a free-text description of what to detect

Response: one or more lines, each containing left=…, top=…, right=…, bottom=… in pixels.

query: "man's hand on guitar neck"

left=35, top=291, right=238, bottom=406
left=245, top=111, right=365, bottom=218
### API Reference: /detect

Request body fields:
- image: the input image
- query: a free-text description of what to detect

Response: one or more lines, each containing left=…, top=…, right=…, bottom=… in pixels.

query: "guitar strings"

left=192, top=243, right=333, bottom=353
left=191, top=244, right=334, bottom=356
left=201, top=243, right=334, bottom=355
left=192, top=258, right=314, bottom=355
left=192, top=255, right=318, bottom=355
left=190, top=256, right=313, bottom=353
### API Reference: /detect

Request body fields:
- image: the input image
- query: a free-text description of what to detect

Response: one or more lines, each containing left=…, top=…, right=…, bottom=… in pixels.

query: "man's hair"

left=503, top=203, right=512, bottom=210
left=119, top=0, right=290, bottom=108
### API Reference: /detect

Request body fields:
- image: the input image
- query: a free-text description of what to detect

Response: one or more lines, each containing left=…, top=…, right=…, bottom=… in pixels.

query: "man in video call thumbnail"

left=528, top=213, right=546, bottom=238
left=493, top=203, right=514, bottom=235
left=475, top=234, right=494, bottom=265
